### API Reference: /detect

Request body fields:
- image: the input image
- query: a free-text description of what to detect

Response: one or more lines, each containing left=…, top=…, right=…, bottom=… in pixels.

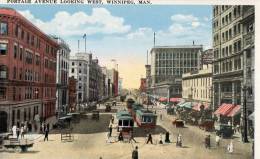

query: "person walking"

left=12, top=125, right=17, bottom=138
left=44, top=125, right=49, bottom=141
left=215, top=135, right=220, bottom=147
left=132, top=146, right=138, bottom=159
left=165, top=131, right=170, bottom=143
left=16, top=126, right=20, bottom=139
left=20, top=126, right=25, bottom=139
left=109, top=125, right=113, bottom=137
left=176, top=134, right=182, bottom=147
left=129, top=130, right=137, bottom=143
left=227, top=140, right=233, bottom=153
left=146, top=133, right=153, bottom=144
left=159, top=133, right=163, bottom=144
left=205, top=135, right=211, bottom=149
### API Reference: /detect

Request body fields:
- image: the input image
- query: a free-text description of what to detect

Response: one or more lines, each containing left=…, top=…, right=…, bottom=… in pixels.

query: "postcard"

left=0, top=1, right=257, bottom=159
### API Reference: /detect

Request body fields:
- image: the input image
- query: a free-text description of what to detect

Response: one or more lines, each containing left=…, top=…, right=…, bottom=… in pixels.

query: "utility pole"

left=83, top=34, right=86, bottom=53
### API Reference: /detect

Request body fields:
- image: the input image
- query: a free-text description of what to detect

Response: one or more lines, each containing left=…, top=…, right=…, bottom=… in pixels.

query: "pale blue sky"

left=1, top=5, right=212, bottom=88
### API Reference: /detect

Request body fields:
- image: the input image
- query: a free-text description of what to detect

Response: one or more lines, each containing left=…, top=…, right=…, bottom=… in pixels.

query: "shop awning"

left=178, top=102, right=198, bottom=109
left=226, top=105, right=241, bottom=117
left=159, top=97, right=167, bottom=102
left=214, top=103, right=235, bottom=116
left=192, top=103, right=209, bottom=111
left=170, top=98, right=182, bottom=103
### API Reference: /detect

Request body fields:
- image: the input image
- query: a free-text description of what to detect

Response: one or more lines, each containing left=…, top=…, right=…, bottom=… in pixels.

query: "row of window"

left=213, top=57, right=242, bottom=74
left=183, top=77, right=211, bottom=88
left=11, top=106, right=39, bottom=126
left=183, top=88, right=211, bottom=100
left=213, top=39, right=242, bottom=59
left=213, top=23, right=241, bottom=45
left=0, top=21, right=56, bottom=58
left=155, top=52, right=199, bottom=59
left=155, top=67, right=198, bottom=76
left=213, top=5, right=241, bottom=18
left=155, top=60, right=198, bottom=67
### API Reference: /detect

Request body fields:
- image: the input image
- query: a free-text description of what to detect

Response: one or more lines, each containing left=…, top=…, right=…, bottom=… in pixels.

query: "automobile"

left=215, top=124, right=234, bottom=138
left=53, top=116, right=72, bottom=129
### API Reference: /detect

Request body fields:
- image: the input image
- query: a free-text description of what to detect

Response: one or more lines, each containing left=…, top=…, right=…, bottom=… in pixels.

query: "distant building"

left=52, top=36, right=70, bottom=116
left=139, top=78, right=146, bottom=92
left=69, top=53, right=92, bottom=105
left=149, top=45, right=202, bottom=98
left=182, top=64, right=212, bottom=106
left=107, top=69, right=119, bottom=97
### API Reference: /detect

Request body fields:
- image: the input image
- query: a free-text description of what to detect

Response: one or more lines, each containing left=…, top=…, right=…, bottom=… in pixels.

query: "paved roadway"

left=0, top=101, right=253, bottom=159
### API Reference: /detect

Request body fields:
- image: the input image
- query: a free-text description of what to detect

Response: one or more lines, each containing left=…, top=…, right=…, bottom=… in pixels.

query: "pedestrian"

left=41, top=122, right=45, bottom=134
left=111, top=116, right=114, bottom=124
left=176, top=134, right=182, bottom=147
left=20, top=126, right=25, bottom=139
left=106, top=132, right=111, bottom=143
left=159, top=133, right=163, bottom=144
left=12, top=125, right=17, bottom=138
left=109, top=124, right=113, bottom=137
left=16, top=127, right=20, bottom=139
left=227, top=140, right=233, bottom=153
left=132, top=146, right=138, bottom=159
left=165, top=131, right=170, bottom=143
left=118, top=131, right=123, bottom=142
left=146, top=133, right=153, bottom=144
left=228, top=120, right=231, bottom=126
left=129, top=130, right=137, bottom=143
left=205, top=135, right=211, bottom=149
left=44, top=126, right=49, bottom=141
left=215, top=135, right=220, bottom=147
left=28, top=122, right=32, bottom=132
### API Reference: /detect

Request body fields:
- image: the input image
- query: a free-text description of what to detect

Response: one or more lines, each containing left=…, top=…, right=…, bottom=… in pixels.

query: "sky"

left=2, top=5, right=212, bottom=89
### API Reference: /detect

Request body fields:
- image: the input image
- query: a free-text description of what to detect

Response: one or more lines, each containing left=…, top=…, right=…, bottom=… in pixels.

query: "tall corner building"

left=149, top=45, right=202, bottom=98
left=212, top=5, right=254, bottom=129
left=0, top=8, right=59, bottom=132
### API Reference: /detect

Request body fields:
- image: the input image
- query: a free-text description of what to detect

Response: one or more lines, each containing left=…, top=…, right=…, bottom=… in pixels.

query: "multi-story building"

left=68, top=77, right=77, bottom=112
left=101, top=67, right=111, bottom=99
left=69, top=53, right=92, bottom=105
left=52, top=36, right=70, bottom=116
left=107, top=68, right=119, bottom=97
left=0, top=8, right=58, bottom=132
left=149, top=45, right=202, bottom=98
left=182, top=64, right=212, bottom=107
left=212, top=5, right=255, bottom=134
left=89, top=59, right=102, bottom=102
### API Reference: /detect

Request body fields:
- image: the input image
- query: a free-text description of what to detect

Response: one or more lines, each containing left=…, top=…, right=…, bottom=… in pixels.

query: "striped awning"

left=170, top=98, right=182, bottom=103
left=227, top=105, right=241, bottom=117
left=192, top=103, right=209, bottom=111
left=159, top=97, right=167, bottom=102
left=214, top=103, right=235, bottom=116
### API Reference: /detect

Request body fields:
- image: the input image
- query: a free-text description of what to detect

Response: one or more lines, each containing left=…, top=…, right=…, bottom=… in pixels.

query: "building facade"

left=0, top=8, right=58, bottom=132
left=182, top=64, right=212, bottom=106
left=69, top=53, right=92, bottom=105
left=139, top=78, right=146, bottom=93
left=52, top=36, right=70, bottom=116
left=149, top=45, right=202, bottom=98
left=212, top=5, right=255, bottom=136
left=200, top=49, right=213, bottom=68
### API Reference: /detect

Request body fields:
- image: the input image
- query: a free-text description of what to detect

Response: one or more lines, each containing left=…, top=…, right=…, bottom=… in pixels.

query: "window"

left=0, top=87, right=6, bottom=100
left=13, top=87, right=16, bottom=100
left=0, top=22, right=8, bottom=35
left=0, top=43, right=7, bottom=55
left=19, top=47, right=23, bottom=60
left=15, top=25, right=19, bottom=37
left=72, top=62, right=75, bottom=66
left=71, top=68, right=74, bottom=73
left=14, top=45, right=18, bottom=58
left=79, top=69, right=81, bottom=73
left=0, top=65, right=8, bottom=79
left=79, top=62, right=82, bottom=66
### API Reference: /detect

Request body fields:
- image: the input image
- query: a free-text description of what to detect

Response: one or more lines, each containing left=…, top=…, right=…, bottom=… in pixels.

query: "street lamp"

left=242, top=85, right=249, bottom=143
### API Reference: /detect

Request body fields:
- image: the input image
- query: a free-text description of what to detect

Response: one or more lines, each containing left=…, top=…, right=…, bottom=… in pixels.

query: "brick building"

left=68, top=77, right=77, bottom=112
left=0, top=8, right=58, bottom=132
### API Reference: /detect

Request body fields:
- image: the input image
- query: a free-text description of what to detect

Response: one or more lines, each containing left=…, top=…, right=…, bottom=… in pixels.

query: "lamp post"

left=242, top=85, right=249, bottom=143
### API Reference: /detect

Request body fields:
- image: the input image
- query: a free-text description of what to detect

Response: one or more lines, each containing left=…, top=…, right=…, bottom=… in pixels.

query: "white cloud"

left=18, top=8, right=131, bottom=37
left=191, top=21, right=200, bottom=28
left=126, top=27, right=153, bottom=40
left=171, top=14, right=198, bottom=23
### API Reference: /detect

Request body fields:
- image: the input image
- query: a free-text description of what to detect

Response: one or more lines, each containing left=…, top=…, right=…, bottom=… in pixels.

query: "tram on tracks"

left=126, top=99, right=157, bottom=129
left=116, top=110, right=134, bottom=132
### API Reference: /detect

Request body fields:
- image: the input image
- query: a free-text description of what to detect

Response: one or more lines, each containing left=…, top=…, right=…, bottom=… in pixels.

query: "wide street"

left=0, top=100, right=253, bottom=159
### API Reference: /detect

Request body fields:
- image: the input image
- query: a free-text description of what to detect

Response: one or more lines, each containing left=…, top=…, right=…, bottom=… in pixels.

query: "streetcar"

left=116, top=110, right=134, bottom=132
